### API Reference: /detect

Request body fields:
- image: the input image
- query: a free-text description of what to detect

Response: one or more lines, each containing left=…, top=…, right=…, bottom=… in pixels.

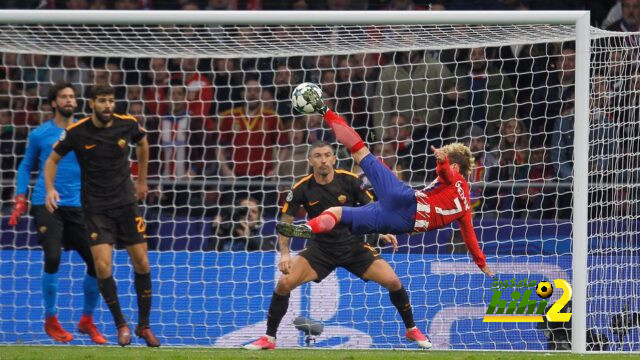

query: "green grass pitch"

left=3, top=347, right=640, bottom=360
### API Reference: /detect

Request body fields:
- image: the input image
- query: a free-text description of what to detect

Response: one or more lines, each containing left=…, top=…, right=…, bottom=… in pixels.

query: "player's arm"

left=135, top=136, right=149, bottom=200
left=278, top=213, right=294, bottom=260
left=45, top=130, right=74, bottom=213
left=130, top=121, right=149, bottom=200
left=279, top=186, right=304, bottom=274
left=431, top=145, right=455, bottom=185
left=458, top=211, right=494, bottom=276
left=277, top=213, right=294, bottom=275
left=9, top=132, right=39, bottom=226
left=44, top=150, right=62, bottom=213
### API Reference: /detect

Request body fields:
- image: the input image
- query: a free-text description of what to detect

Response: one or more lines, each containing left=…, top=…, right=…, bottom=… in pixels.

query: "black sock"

left=98, top=276, right=126, bottom=328
left=389, top=286, right=415, bottom=329
left=135, top=272, right=152, bottom=328
left=266, top=292, right=290, bottom=338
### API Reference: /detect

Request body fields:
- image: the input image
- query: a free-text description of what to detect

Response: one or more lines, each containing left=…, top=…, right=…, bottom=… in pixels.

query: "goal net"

left=0, top=10, right=636, bottom=351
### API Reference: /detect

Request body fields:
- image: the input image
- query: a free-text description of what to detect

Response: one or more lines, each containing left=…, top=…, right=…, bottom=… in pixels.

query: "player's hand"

left=379, top=234, right=398, bottom=251
left=135, top=181, right=148, bottom=201
left=8, top=194, right=27, bottom=227
left=431, top=145, right=447, bottom=163
left=278, top=253, right=292, bottom=275
left=45, top=189, right=60, bottom=213
left=480, top=265, right=495, bottom=277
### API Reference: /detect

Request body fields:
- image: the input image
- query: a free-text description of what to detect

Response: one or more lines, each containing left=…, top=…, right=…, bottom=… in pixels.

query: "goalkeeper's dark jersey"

left=282, top=170, right=373, bottom=251
left=53, top=114, right=146, bottom=212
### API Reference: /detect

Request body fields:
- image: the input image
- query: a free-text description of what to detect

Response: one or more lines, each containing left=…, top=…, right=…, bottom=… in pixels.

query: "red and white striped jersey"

left=413, top=158, right=486, bottom=267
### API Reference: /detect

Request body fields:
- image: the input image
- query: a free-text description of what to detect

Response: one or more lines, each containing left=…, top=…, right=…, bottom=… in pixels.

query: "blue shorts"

left=342, top=154, right=416, bottom=235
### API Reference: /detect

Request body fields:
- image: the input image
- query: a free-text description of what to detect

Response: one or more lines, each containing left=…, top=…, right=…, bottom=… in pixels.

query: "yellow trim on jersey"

left=335, top=169, right=359, bottom=178
left=292, top=174, right=313, bottom=190
left=65, top=117, right=90, bottom=131
left=282, top=174, right=313, bottom=214
left=364, top=243, right=379, bottom=255
left=365, top=190, right=374, bottom=200
left=113, top=113, right=138, bottom=122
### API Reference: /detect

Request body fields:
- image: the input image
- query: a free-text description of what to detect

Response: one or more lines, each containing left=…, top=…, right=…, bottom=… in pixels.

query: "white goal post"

left=0, top=9, right=630, bottom=353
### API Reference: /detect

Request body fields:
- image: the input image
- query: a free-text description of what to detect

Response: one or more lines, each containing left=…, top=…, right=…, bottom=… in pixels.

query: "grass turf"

left=3, top=346, right=640, bottom=360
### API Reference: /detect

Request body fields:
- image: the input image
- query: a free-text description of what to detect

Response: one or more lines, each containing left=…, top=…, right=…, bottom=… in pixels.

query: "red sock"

left=307, top=211, right=338, bottom=234
left=323, top=109, right=365, bottom=154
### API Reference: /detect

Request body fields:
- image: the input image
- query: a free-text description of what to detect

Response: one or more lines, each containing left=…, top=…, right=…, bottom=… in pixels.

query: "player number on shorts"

left=135, top=216, right=146, bottom=233
left=434, top=197, right=463, bottom=216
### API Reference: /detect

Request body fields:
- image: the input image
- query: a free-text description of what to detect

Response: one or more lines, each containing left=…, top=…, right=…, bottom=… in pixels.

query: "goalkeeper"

left=277, top=87, right=494, bottom=277
left=245, top=142, right=432, bottom=350
left=9, top=81, right=105, bottom=344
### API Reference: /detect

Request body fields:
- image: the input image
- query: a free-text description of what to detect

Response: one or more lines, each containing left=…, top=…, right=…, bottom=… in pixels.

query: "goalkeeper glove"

left=8, top=194, right=27, bottom=227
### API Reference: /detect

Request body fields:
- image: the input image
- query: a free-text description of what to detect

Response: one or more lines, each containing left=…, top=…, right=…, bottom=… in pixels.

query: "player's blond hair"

left=441, top=142, right=474, bottom=177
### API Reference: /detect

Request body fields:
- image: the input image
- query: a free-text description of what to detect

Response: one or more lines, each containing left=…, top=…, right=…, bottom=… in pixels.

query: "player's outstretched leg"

left=307, top=89, right=370, bottom=164
left=322, top=109, right=367, bottom=158
left=276, top=222, right=312, bottom=239
left=320, top=107, right=413, bottom=206
left=278, top=152, right=416, bottom=238
left=276, top=209, right=341, bottom=239
left=245, top=256, right=318, bottom=350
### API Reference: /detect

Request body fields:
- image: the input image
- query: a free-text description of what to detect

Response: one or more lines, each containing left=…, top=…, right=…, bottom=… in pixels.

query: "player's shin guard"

left=83, top=274, right=100, bottom=316
left=42, top=271, right=58, bottom=318
left=307, top=211, right=338, bottom=234
left=266, top=292, right=290, bottom=337
left=134, top=272, right=152, bottom=328
left=389, top=286, right=416, bottom=329
left=323, top=109, right=365, bottom=154
left=98, top=276, right=126, bottom=328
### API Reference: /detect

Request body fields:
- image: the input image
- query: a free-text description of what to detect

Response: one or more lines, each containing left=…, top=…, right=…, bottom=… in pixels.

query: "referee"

left=44, top=85, right=159, bottom=347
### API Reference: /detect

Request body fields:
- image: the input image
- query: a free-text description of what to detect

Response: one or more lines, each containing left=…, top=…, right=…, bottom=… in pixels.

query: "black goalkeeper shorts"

left=299, top=242, right=382, bottom=283
left=31, top=205, right=90, bottom=253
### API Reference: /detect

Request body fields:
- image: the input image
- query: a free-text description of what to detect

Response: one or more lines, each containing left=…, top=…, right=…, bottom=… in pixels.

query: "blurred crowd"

left=1, top=0, right=640, bottom=251
left=0, top=0, right=625, bottom=25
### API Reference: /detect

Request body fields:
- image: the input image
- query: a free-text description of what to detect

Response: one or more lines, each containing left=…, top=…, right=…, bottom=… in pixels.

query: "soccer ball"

left=291, top=82, right=323, bottom=114
left=536, top=281, right=554, bottom=299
